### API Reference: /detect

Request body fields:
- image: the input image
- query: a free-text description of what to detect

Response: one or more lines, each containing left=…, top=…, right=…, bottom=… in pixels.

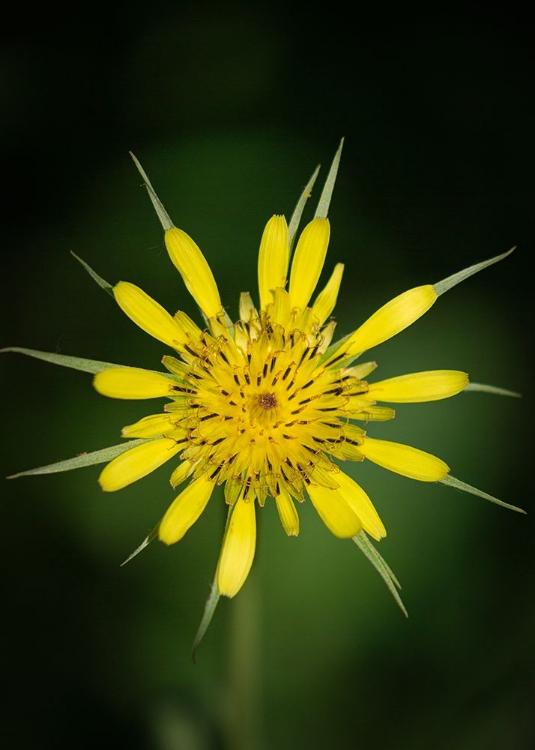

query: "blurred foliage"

left=2, top=5, right=533, bottom=750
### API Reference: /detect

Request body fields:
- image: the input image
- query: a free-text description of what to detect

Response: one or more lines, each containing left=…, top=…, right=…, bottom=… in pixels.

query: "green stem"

left=225, top=570, right=264, bottom=750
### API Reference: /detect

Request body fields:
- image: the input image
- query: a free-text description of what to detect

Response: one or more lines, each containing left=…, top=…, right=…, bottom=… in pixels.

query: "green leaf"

left=353, top=531, right=408, bottom=617
left=1, top=346, right=124, bottom=374
left=440, top=474, right=526, bottom=514
left=7, top=438, right=154, bottom=479
left=71, top=252, right=114, bottom=296
left=433, top=247, right=515, bottom=296
left=465, top=382, right=521, bottom=398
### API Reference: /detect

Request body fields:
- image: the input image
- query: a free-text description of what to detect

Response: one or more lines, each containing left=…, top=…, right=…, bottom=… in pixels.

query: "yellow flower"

left=5, top=140, right=523, bottom=650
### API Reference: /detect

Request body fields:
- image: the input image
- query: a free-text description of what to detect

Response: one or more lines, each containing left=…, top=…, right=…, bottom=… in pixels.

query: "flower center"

left=164, top=315, right=368, bottom=504
left=258, top=392, right=277, bottom=410
left=248, top=390, right=283, bottom=428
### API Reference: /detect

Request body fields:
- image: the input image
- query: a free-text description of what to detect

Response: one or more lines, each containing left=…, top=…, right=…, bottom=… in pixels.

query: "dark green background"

left=2, top=6, right=533, bottom=749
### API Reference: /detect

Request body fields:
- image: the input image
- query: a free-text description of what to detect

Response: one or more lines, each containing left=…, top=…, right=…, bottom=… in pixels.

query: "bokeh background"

left=2, top=6, right=533, bottom=749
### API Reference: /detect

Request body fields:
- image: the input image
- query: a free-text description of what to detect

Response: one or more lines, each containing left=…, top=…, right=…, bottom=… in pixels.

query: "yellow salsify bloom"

left=4, top=140, right=524, bottom=651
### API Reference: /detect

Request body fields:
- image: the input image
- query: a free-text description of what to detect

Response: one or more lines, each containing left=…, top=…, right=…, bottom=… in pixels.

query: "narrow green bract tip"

left=130, top=151, right=174, bottom=231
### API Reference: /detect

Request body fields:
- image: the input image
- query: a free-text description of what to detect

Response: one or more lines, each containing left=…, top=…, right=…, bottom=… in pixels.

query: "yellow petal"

left=288, top=218, right=331, bottom=310
left=312, top=263, right=344, bottom=325
left=239, top=292, right=257, bottom=323
left=344, top=362, right=378, bottom=379
left=270, top=287, right=292, bottom=329
left=217, top=496, right=257, bottom=597
left=165, top=227, right=222, bottom=319
left=344, top=285, right=438, bottom=357
left=367, top=370, right=469, bottom=403
left=173, top=310, right=203, bottom=340
left=307, top=480, right=363, bottom=538
left=332, top=470, right=386, bottom=541
left=360, top=437, right=449, bottom=482
left=99, top=437, right=181, bottom=492
left=121, top=413, right=176, bottom=438
left=93, top=367, right=177, bottom=399
left=257, top=215, right=290, bottom=310
left=169, top=460, right=194, bottom=489
left=348, top=405, right=397, bottom=421
left=114, top=281, right=187, bottom=348
left=275, top=485, right=300, bottom=536
left=159, top=474, right=214, bottom=544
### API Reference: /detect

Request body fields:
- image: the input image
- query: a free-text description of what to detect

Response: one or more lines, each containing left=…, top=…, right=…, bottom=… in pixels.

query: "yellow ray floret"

left=114, top=281, right=188, bottom=349
left=257, top=215, right=289, bottom=310
left=165, top=227, right=222, bottom=320
left=159, top=474, right=215, bottom=544
left=367, top=370, right=469, bottom=403
left=312, top=263, right=345, bottom=326
left=359, top=438, right=449, bottom=482
left=307, top=476, right=363, bottom=538
left=94, top=367, right=178, bottom=399
left=169, top=460, right=194, bottom=489
left=288, top=217, right=331, bottom=310
left=99, top=438, right=182, bottom=491
left=121, top=413, right=178, bottom=438
left=217, top=495, right=257, bottom=597
left=342, top=285, right=438, bottom=359
left=274, top=485, right=300, bottom=537
left=332, top=470, right=386, bottom=540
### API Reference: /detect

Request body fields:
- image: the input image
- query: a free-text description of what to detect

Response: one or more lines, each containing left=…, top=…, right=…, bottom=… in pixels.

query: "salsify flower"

left=4, top=140, right=523, bottom=652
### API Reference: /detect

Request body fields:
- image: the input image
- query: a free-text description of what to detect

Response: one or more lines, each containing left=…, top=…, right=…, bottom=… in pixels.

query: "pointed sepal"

left=191, top=580, right=221, bottom=663
left=7, top=438, right=154, bottom=479
left=120, top=524, right=160, bottom=567
left=434, top=247, right=515, bottom=296
left=465, top=382, right=521, bottom=398
left=130, top=152, right=174, bottom=230
left=71, top=252, right=114, bottom=296
left=353, top=531, right=408, bottom=617
left=288, top=165, right=320, bottom=252
left=315, top=138, right=344, bottom=219
left=440, top=474, right=525, bottom=513
left=1, top=347, right=124, bottom=374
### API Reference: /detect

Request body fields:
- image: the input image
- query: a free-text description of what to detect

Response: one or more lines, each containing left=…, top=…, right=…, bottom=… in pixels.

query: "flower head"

left=5, top=140, right=523, bottom=651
